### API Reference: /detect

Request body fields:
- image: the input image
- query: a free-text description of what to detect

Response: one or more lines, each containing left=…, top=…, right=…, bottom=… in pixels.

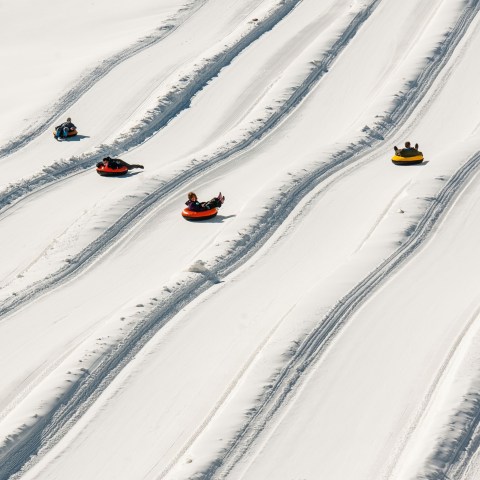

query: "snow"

left=2, top=0, right=480, bottom=479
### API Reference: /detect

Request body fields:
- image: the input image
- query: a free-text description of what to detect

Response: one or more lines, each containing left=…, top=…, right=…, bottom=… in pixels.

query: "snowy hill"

left=2, top=0, right=480, bottom=478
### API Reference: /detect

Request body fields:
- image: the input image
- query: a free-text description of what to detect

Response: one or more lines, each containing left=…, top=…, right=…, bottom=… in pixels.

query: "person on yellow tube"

left=394, top=141, right=419, bottom=156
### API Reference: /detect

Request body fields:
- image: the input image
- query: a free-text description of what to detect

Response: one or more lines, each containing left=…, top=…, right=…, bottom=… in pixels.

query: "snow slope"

left=2, top=0, right=480, bottom=479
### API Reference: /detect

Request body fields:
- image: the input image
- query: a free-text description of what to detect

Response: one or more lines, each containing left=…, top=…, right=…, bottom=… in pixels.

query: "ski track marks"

left=0, top=0, right=302, bottom=214
left=1, top=1, right=480, bottom=478
left=199, top=152, right=480, bottom=479
left=2, top=0, right=478, bottom=321
left=0, top=0, right=206, bottom=161
left=0, top=0, right=384, bottom=319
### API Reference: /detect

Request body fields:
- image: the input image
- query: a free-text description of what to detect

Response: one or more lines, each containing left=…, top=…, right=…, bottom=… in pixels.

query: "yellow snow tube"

left=391, top=153, right=424, bottom=165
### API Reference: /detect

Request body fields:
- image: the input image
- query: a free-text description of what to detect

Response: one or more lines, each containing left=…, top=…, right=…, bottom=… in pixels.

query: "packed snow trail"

left=0, top=0, right=303, bottom=210
left=0, top=0, right=480, bottom=478
left=198, top=150, right=480, bottom=479
left=1, top=0, right=472, bottom=321
left=0, top=0, right=207, bottom=159
left=0, top=0, right=476, bottom=320
left=0, top=0, right=383, bottom=317
left=14, top=142, right=480, bottom=480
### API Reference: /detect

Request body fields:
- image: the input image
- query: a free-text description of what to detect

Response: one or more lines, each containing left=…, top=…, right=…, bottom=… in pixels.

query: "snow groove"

left=0, top=0, right=206, bottom=160
left=1, top=2, right=479, bottom=478
left=0, top=0, right=383, bottom=320
left=445, top=403, right=480, bottom=480
left=337, top=0, right=480, bottom=158
left=421, top=361, right=480, bottom=477
left=206, top=0, right=480, bottom=282
left=198, top=153, right=480, bottom=479
left=0, top=0, right=303, bottom=214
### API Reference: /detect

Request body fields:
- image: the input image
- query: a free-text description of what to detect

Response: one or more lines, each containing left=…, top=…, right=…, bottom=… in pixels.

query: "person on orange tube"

left=54, top=117, right=76, bottom=140
left=186, top=191, right=224, bottom=212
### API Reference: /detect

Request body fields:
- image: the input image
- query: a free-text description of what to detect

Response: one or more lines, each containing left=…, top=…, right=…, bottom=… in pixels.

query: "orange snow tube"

left=96, top=165, right=129, bottom=176
left=181, top=207, right=218, bottom=221
left=53, top=129, right=78, bottom=138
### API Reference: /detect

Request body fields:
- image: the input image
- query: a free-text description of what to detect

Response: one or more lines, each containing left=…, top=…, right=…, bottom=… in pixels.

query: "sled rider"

left=55, top=117, right=76, bottom=139
left=185, top=191, right=224, bottom=211
left=97, top=156, right=144, bottom=170
left=394, top=141, right=420, bottom=156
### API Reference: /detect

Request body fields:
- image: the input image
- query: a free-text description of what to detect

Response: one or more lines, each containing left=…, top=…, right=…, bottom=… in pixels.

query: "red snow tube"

left=96, top=165, right=129, bottom=177
left=181, top=207, right=218, bottom=221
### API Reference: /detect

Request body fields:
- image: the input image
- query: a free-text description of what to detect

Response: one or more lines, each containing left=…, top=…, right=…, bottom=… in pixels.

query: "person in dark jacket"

left=186, top=191, right=224, bottom=211
left=96, top=156, right=144, bottom=170
left=394, top=141, right=420, bottom=157
left=55, top=117, right=76, bottom=139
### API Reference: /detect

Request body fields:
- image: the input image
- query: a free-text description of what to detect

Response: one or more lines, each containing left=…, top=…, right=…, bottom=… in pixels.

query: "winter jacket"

left=398, top=148, right=422, bottom=158
left=185, top=200, right=208, bottom=212
left=107, top=158, right=126, bottom=169
left=56, top=121, right=76, bottom=131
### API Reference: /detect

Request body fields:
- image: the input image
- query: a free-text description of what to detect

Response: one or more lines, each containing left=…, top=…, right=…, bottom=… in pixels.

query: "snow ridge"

left=198, top=151, right=480, bottom=479
left=0, top=0, right=303, bottom=214
left=419, top=356, right=480, bottom=477
left=0, top=0, right=206, bottom=160
left=0, top=0, right=383, bottom=320
left=337, top=0, right=480, bottom=157
left=443, top=394, right=480, bottom=479
left=1, top=2, right=479, bottom=478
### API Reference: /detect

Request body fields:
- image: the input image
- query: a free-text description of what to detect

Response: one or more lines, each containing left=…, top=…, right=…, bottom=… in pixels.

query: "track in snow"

left=0, top=0, right=303, bottom=213
left=0, top=0, right=207, bottom=160
left=0, top=0, right=384, bottom=319
left=2, top=1, right=480, bottom=479
left=199, top=151, right=480, bottom=479
left=1, top=0, right=478, bottom=323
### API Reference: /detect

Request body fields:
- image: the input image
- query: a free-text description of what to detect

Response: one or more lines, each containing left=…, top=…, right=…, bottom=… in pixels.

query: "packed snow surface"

left=2, top=0, right=480, bottom=479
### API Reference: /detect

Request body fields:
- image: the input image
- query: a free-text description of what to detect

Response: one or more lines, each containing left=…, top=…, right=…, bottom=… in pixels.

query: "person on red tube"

left=96, top=156, right=144, bottom=171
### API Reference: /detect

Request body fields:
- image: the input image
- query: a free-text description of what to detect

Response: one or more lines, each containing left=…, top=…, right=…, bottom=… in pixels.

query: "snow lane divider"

left=0, top=0, right=384, bottom=319
left=199, top=151, right=480, bottom=479
left=0, top=0, right=302, bottom=214
left=2, top=1, right=480, bottom=477
left=0, top=0, right=208, bottom=160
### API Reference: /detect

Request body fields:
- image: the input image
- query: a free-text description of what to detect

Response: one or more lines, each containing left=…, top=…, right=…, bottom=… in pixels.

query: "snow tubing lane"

left=96, top=165, right=129, bottom=177
left=52, top=129, right=78, bottom=139
left=392, top=154, right=424, bottom=165
left=181, top=207, right=218, bottom=220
